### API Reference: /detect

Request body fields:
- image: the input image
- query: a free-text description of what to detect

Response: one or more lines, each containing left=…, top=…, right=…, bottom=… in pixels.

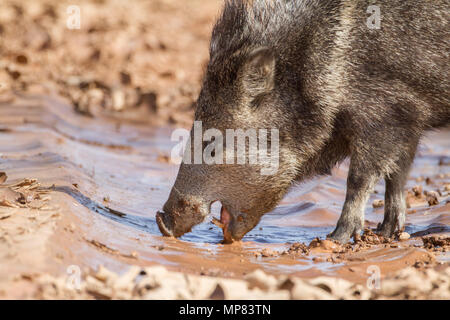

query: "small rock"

left=426, top=191, right=439, bottom=206
left=372, top=199, right=384, bottom=208
left=398, top=232, right=410, bottom=241
left=260, top=248, right=278, bottom=257
left=412, top=185, right=423, bottom=197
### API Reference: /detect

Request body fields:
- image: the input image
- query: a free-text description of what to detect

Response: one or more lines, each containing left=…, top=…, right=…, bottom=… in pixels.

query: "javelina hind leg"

left=328, top=158, right=378, bottom=244
left=377, top=141, right=417, bottom=238
left=376, top=171, right=407, bottom=237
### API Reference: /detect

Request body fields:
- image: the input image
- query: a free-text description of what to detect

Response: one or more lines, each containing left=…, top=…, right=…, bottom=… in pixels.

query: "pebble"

left=398, top=232, right=410, bottom=241
left=372, top=199, right=384, bottom=208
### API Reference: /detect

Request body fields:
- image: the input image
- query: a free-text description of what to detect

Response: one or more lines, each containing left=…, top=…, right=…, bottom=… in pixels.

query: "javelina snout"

left=156, top=189, right=211, bottom=238
left=156, top=196, right=240, bottom=243
left=156, top=179, right=258, bottom=242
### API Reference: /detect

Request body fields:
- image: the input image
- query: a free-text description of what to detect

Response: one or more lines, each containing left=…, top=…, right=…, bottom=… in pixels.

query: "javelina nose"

left=156, top=190, right=211, bottom=238
left=156, top=210, right=175, bottom=237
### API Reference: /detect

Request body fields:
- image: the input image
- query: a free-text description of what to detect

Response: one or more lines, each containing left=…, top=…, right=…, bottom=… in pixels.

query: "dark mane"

left=210, top=0, right=314, bottom=56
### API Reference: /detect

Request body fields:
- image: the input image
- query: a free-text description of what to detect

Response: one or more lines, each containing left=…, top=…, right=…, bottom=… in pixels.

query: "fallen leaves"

left=85, top=239, right=138, bottom=260
left=34, top=264, right=450, bottom=300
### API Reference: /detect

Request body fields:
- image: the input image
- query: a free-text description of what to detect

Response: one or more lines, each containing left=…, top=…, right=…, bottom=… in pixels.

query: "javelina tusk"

left=211, top=217, right=225, bottom=229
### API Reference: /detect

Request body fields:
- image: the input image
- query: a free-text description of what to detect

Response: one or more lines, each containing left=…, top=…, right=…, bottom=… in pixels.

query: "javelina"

left=157, top=0, right=450, bottom=243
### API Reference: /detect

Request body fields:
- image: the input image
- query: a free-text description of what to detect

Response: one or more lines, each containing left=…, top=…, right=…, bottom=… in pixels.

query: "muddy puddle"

left=0, top=93, right=448, bottom=298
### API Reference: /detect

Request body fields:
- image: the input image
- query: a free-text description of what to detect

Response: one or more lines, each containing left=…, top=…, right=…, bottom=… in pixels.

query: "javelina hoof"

left=376, top=223, right=397, bottom=239
left=327, top=225, right=361, bottom=244
left=327, top=232, right=352, bottom=244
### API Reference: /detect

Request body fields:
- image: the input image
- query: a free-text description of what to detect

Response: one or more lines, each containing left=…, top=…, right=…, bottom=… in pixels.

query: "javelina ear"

left=239, top=47, right=275, bottom=101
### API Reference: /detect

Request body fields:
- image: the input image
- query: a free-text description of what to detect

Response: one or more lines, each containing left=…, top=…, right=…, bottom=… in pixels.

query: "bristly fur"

left=210, top=0, right=312, bottom=54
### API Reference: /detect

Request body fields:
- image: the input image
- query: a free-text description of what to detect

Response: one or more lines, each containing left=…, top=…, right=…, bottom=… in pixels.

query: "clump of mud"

left=254, top=248, right=280, bottom=258
left=256, top=228, right=433, bottom=267
left=406, top=184, right=443, bottom=208
left=34, top=264, right=450, bottom=300
left=256, top=229, right=410, bottom=263
left=253, top=228, right=404, bottom=260
left=282, top=242, right=310, bottom=256
left=422, top=235, right=450, bottom=253
left=300, top=229, right=393, bottom=256
left=357, top=229, right=390, bottom=245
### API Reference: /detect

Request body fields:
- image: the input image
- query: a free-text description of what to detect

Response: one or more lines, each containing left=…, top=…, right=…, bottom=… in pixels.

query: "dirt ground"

left=0, top=0, right=449, bottom=300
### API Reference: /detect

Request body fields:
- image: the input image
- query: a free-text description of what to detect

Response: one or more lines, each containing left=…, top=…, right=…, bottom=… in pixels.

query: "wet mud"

left=0, top=94, right=448, bottom=299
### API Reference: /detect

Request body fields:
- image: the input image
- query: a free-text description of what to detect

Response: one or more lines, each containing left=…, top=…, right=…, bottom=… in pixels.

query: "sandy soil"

left=0, top=0, right=449, bottom=299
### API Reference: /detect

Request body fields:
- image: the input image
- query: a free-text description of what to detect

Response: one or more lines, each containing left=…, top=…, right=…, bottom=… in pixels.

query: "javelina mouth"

left=156, top=211, right=174, bottom=237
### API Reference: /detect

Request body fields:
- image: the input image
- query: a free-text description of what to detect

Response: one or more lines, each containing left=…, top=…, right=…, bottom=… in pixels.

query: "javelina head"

left=157, top=47, right=302, bottom=242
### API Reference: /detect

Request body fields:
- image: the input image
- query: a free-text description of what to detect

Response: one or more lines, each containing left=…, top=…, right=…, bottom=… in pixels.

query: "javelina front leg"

left=328, top=159, right=378, bottom=243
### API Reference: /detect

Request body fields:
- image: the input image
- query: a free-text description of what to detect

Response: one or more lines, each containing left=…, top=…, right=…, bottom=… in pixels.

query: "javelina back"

left=157, top=0, right=450, bottom=243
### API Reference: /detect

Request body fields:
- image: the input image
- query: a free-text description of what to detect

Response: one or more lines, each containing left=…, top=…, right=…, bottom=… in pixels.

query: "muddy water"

left=0, top=93, right=449, bottom=284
